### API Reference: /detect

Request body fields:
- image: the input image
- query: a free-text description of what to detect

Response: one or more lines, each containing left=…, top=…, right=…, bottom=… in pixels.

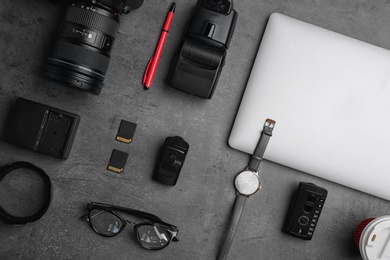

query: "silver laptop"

left=229, top=13, right=390, bottom=201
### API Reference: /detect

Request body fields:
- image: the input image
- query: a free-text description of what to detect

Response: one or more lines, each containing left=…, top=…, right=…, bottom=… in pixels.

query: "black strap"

left=217, top=194, right=247, bottom=260
left=0, top=162, right=52, bottom=225
left=247, top=119, right=275, bottom=172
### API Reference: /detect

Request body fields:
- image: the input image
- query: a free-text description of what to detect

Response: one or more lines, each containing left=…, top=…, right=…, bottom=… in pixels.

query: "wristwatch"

left=217, top=118, right=275, bottom=260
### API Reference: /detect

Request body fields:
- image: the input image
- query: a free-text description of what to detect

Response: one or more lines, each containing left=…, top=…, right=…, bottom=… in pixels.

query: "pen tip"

left=170, top=2, right=176, bottom=12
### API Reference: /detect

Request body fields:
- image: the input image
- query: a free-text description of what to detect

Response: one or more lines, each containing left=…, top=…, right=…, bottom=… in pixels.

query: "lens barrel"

left=44, top=2, right=120, bottom=95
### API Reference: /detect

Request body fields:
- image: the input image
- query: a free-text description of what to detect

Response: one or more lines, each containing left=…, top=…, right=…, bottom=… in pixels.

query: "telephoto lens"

left=44, top=0, right=143, bottom=95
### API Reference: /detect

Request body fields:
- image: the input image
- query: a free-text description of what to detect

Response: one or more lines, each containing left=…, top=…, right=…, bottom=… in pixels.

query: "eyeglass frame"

left=80, top=202, right=179, bottom=250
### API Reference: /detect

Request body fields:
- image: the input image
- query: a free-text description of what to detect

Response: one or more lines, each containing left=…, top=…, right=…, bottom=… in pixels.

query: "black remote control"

left=283, top=182, right=327, bottom=240
left=153, top=136, right=189, bottom=186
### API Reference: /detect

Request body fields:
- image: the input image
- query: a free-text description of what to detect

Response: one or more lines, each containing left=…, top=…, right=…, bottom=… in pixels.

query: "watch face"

left=234, top=170, right=260, bottom=195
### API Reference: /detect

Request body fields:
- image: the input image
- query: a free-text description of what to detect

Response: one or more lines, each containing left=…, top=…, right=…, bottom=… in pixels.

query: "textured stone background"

left=1, top=0, right=390, bottom=259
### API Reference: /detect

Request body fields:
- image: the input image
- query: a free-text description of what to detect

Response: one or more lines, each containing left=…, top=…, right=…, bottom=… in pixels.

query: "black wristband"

left=0, top=162, right=52, bottom=225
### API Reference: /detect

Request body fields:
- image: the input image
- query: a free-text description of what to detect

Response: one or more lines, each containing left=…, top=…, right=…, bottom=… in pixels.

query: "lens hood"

left=0, top=162, right=52, bottom=225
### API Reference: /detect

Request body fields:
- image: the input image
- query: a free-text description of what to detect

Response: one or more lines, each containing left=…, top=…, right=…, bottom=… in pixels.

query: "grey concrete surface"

left=1, top=0, right=390, bottom=259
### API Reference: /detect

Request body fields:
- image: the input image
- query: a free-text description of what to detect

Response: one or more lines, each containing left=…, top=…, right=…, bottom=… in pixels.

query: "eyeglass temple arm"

left=117, top=206, right=163, bottom=222
left=80, top=213, right=88, bottom=220
left=89, top=202, right=175, bottom=227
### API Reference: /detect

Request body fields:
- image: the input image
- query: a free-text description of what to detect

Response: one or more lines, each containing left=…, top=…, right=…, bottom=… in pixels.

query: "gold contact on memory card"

left=107, top=166, right=124, bottom=173
left=115, top=136, right=132, bottom=143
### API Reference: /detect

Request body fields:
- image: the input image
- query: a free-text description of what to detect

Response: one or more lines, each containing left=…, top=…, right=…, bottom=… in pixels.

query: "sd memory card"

left=116, top=120, right=137, bottom=144
left=107, top=149, right=129, bottom=173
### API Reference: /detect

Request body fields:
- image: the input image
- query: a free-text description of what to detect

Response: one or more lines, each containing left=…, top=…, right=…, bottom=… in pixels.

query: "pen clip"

left=143, top=57, right=154, bottom=85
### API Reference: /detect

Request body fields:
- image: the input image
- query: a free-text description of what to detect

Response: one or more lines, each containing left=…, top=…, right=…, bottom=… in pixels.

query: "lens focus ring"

left=65, top=6, right=119, bottom=37
left=50, top=41, right=110, bottom=75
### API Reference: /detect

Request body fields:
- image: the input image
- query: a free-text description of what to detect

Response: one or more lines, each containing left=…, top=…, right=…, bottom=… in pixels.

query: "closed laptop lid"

left=229, top=13, right=390, bottom=200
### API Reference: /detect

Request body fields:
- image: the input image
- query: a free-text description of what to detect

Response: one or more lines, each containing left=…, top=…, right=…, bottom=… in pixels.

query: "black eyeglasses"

left=81, top=202, right=179, bottom=250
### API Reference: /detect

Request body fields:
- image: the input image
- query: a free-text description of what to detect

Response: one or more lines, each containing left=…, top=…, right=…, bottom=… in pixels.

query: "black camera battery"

left=3, top=98, right=80, bottom=159
left=283, top=182, right=328, bottom=240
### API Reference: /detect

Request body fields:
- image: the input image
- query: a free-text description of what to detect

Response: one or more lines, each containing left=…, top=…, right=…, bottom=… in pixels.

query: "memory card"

left=107, top=149, right=129, bottom=173
left=116, top=120, right=137, bottom=144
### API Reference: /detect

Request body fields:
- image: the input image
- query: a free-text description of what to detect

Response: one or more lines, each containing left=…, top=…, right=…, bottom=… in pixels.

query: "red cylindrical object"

left=354, top=218, right=376, bottom=248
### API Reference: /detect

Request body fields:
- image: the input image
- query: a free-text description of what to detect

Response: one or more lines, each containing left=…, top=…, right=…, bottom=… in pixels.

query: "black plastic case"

left=283, top=182, right=328, bottom=240
left=3, top=98, right=80, bottom=159
left=168, top=0, right=237, bottom=99
left=153, top=136, right=189, bottom=186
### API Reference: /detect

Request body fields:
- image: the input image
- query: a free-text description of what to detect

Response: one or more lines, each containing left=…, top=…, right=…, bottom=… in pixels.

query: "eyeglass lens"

left=136, top=224, right=172, bottom=249
left=89, top=209, right=172, bottom=249
left=89, top=209, right=123, bottom=236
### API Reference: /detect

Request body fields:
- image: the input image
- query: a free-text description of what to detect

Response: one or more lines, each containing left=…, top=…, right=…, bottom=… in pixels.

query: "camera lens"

left=44, top=2, right=120, bottom=95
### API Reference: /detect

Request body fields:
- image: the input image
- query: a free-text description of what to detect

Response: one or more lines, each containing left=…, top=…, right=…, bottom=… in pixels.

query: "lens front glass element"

left=89, top=209, right=123, bottom=236
left=136, top=224, right=172, bottom=249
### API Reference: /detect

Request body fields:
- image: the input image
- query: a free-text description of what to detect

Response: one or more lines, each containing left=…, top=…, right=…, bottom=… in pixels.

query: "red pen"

left=143, top=2, right=176, bottom=89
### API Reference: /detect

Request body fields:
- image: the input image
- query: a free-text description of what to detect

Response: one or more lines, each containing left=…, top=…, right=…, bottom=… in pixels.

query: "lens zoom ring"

left=51, top=41, right=110, bottom=74
left=65, top=7, right=119, bottom=37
